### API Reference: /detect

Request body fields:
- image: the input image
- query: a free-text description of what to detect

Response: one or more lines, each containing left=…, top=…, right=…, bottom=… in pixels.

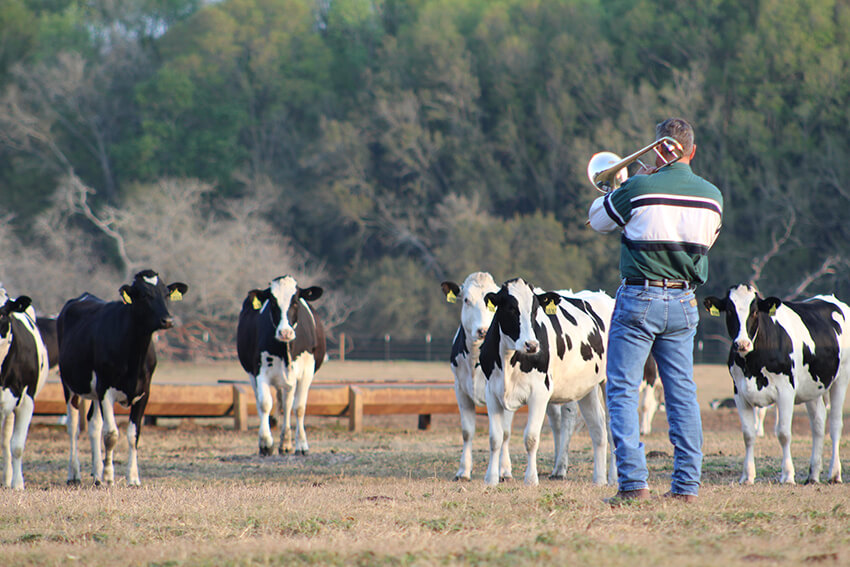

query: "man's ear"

left=758, top=297, right=782, bottom=317
left=441, top=281, right=461, bottom=304
left=703, top=296, right=725, bottom=317
left=298, top=286, right=323, bottom=302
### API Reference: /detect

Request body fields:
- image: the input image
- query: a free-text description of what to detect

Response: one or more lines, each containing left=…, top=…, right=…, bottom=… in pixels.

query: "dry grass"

left=2, top=363, right=850, bottom=566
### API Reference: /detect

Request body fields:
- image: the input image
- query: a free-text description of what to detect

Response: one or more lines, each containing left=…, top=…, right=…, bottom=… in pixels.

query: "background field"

left=3, top=362, right=849, bottom=566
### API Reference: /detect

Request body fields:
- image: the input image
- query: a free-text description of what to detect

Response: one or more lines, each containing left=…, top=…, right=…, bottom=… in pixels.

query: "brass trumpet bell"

left=587, top=136, right=684, bottom=193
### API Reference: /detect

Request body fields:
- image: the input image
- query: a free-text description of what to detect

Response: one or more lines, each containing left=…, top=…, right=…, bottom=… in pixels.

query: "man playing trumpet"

left=587, top=118, right=723, bottom=504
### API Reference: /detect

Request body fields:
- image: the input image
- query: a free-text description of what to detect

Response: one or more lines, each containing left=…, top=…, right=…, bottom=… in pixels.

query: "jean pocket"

left=614, top=292, right=652, bottom=326
left=680, top=294, right=699, bottom=329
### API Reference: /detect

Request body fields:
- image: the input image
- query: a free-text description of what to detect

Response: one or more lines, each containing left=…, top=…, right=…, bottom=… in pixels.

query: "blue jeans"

left=606, top=283, right=703, bottom=496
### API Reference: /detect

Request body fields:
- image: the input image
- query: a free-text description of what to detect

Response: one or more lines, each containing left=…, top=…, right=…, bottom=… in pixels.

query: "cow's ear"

left=758, top=297, right=782, bottom=317
left=299, top=286, right=323, bottom=302
left=9, top=296, right=32, bottom=313
left=703, top=296, right=725, bottom=317
left=168, top=282, right=188, bottom=301
left=484, top=292, right=500, bottom=313
left=537, top=292, right=561, bottom=315
left=441, top=281, right=460, bottom=304
left=247, top=289, right=266, bottom=310
left=120, top=285, right=134, bottom=304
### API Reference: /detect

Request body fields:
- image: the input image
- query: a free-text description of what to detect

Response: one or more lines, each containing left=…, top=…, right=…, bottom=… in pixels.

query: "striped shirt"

left=588, top=162, right=723, bottom=284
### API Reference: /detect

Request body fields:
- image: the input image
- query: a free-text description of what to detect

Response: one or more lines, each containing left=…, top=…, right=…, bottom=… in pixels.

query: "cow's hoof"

left=828, top=477, right=843, bottom=484
left=549, top=473, right=567, bottom=481
left=280, top=446, right=294, bottom=454
left=499, top=476, right=514, bottom=483
left=294, top=449, right=308, bottom=456
left=453, top=475, right=471, bottom=482
left=66, top=479, right=81, bottom=486
left=259, top=446, right=273, bottom=457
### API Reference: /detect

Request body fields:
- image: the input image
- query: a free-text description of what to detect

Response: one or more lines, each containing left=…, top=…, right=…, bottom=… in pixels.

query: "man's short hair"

left=656, top=118, right=694, bottom=156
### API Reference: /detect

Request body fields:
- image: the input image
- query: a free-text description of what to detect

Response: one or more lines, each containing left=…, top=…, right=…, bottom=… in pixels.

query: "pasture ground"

left=2, top=362, right=849, bottom=566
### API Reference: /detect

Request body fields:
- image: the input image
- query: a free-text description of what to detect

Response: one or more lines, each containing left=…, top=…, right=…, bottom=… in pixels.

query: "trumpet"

left=587, top=136, right=684, bottom=193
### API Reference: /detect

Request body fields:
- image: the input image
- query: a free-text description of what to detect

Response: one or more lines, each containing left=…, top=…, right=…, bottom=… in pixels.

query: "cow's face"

left=704, top=284, right=781, bottom=355
left=119, top=270, right=189, bottom=331
left=267, top=276, right=323, bottom=343
left=442, top=272, right=499, bottom=344
left=0, top=291, right=32, bottom=364
left=484, top=278, right=558, bottom=355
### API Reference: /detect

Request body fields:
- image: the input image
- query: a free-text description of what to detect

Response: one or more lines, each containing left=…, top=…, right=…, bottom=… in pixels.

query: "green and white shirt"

left=588, top=162, right=723, bottom=285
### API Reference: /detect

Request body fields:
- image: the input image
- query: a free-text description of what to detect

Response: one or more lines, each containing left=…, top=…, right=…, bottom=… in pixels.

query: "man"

left=588, top=118, right=723, bottom=504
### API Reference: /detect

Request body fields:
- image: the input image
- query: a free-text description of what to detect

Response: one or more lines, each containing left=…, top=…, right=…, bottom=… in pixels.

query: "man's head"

left=656, top=117, right=696, bottom=163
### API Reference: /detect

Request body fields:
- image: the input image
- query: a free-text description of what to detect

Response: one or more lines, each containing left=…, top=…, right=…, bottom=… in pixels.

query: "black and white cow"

left=442, top=273, right=580, bottom=481
left=0, top=289, right=49, bottom=489
left=705, top=284, right=850, bottom=484
left=480, top=278, right=613, bottom=486
left=57, top=270, right=188, bottom=486
left=36, top=317, right=59, bottom=370
left=639, top=356, right=660, bottom=435
left=237, top=276, right=326, bottom=456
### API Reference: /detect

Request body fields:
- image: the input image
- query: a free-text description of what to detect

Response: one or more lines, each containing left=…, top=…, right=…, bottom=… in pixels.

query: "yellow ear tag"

left=769, top=305, right=777, bottom=317
left=446, top=290, right=457, bottom=304
left=708, top=306, right=720, bottom=317
left=545, top=301, right=557, bottom=315
left=487, top=300, right=496, bottom=313
left=122, top=291, right=132, bottom=304
left=170, top=289, right=183, bottom=301
left=252, top=296, right=262, bottom=310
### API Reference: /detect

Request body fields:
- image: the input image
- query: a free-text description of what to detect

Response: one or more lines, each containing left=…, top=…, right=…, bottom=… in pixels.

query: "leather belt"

left=623, top=278, right=693, bottom=290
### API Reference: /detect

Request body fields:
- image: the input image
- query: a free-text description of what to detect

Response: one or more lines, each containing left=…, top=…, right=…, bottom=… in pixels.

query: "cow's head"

left=484, top=278, right=559, bottom=355
left=248, top=276, right=322, bottom=343
left=0, top=290, right=32, bottom=363
left=441, top=272, right=499, bottom=344
left=704, top=284, right=781, bottom=355
left=119, top=270, right=189, bottom=331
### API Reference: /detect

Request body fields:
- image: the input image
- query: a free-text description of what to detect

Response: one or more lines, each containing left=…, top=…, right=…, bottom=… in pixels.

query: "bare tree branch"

left=783, top=255, right=842, bottom=301
left=749, top=210, right=796, bottom=287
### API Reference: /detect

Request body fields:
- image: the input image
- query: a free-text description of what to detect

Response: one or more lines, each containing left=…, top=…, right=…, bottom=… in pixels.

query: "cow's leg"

left=639, top=381, right=658, bottom=435
left=754, top=406, right=768, bottom=438
left=454, top=387, right=477, bottom=481
left=521, top=389, right=550, bottom=486
left=578, top=385, right=610, bottom=486
left=292, top=358, right=315, bottom=455
left=499, top=409, right=514, bottom=481
left=774, top=391, right=796, bottom=484
left=126, top=398, right=148, bottom=486
left=279, top=382, right=296, bottom=454
left=803, top=396, right=826, bottom=484
left=826, top=380, right=848, bottom=483
left=733, top=393, right=758, bottom=484
left=484, top=383, right=506, bottom=487
left=251, top=372, right=276, bottom=456
left=9, top=395, right=35, bottom=490
left=548, top=402, right=578, bottom=480
left=88, top=399, right=105, bottom=485
left=100, top=392, right=121, bottom=486
left=65, top=398, right=82, bottom=485
left=1, top=408, right=12, bottom=488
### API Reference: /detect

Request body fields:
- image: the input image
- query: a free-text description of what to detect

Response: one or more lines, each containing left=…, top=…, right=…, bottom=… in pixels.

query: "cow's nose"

left=160, top=317, right=174, bottom=329
left=277, top=329, right=296, bottom=342
left=734, top=339, right=752, bottom=353
left=524, top=340, right=539, bottom=354
left=477, top=328, right=488, bottom=340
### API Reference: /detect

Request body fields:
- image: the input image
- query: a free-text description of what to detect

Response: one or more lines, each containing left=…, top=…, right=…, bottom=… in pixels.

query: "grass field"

left=2, top=362, right=849, bottom=566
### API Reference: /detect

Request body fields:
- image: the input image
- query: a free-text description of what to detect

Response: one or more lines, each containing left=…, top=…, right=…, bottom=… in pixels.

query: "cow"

left=0, top=289, right=49, bottom=489
left=36, top=317, right=59, bottom=369
left=480, top=278, right=614, bottom=486
left=639, top=356, right=661, bottom=435
left=441, top=273, right=579, bottom=482
left=704, top=284, right=850, bottom=484
left=57, top=270, right=188, bottom=486
left=237, top=275, right=326, bottom=456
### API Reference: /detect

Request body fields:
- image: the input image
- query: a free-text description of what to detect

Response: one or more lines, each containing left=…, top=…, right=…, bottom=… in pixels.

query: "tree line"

left=1, top=0, right=849, bottom=354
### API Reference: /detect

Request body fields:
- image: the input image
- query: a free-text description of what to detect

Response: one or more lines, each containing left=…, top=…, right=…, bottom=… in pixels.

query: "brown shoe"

left=604, top=488, right=650, bottom=506
left=662, top=491, right=697, bottom=502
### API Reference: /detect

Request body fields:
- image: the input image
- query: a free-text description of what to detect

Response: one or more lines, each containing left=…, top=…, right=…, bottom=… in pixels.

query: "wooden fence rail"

left=33, top=381, right=500, bottom=432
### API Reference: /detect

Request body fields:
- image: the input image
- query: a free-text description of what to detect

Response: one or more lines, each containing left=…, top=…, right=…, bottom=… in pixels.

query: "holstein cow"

left=0, top=289, right=49, bottom=489
left=237, top=276, right=326, bottom=456
left=638, top=356, right=660, bottom=435
left=705, top=284, right=850, bottom=484
left=57, top=270, right=188, bottom=486
left=441, top=273, right=579, bottom=482
left=480, top=278, right=613, bottom=486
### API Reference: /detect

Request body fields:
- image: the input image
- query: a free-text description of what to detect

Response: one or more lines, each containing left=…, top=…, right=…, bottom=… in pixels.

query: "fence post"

left=339, top=332, right=346, bottom=361
left=348, top=385, right=363, bottom=432
left=384, top=334, right=391, bottom=360
left=233, top=384, right=249, bottom=432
